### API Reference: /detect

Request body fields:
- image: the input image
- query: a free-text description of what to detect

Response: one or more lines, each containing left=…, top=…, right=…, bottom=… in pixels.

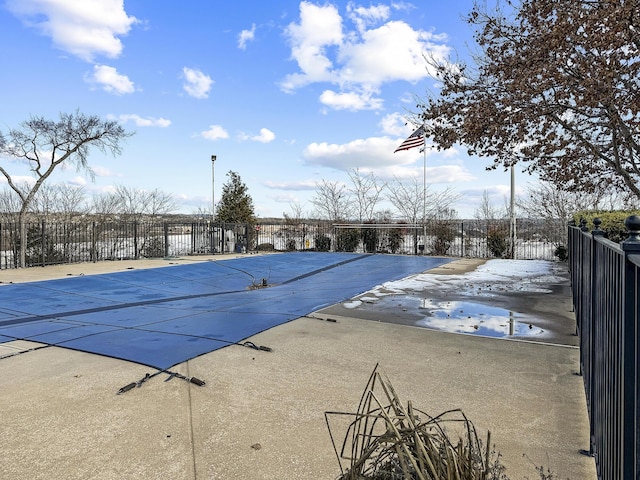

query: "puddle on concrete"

left=344, top=295, right=546, bottom=338
left=416, top=299, right=545, bottom=338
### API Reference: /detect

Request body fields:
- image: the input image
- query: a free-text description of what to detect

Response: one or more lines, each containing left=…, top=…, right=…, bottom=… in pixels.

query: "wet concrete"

left=0, top=256, right=596, bottom=479
left=319, top=260, right=578, bottom=346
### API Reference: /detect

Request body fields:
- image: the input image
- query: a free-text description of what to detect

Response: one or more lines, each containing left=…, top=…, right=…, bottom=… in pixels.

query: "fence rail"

left=0, top=217, right=566, bottom=269
left=569, top=216, right=640, bottom=479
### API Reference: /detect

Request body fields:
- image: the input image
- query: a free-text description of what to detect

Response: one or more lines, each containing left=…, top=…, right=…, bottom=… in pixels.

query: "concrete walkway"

left=0, top=255, right=597, bottom=479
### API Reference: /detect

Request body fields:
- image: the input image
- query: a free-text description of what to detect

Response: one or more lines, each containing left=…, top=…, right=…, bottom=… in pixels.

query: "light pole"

left=211, top=155, right=216, bottom=218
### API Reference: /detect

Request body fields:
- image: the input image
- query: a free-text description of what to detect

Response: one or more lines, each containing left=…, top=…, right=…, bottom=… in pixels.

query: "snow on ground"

left=339, top=259, right=566, bottom=338
left=366, top=259, right=567, bottom=299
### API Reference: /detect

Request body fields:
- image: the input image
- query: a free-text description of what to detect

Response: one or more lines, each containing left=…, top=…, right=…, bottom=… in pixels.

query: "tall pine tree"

left=216, top=171, right=255, bottom=223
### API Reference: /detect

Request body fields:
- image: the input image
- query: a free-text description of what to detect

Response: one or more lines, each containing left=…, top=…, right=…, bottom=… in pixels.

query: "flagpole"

left=510, top=165, right=516, bottom=259
left=393, top=123, right=428, bottom=255
left=422, top=124, right=426, bottom=253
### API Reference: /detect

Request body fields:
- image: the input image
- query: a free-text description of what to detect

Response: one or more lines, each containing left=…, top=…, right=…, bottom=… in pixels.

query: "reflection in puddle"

left=416, top=299, right=545, bottom=338
left=343, top=295, right=546, bottom=338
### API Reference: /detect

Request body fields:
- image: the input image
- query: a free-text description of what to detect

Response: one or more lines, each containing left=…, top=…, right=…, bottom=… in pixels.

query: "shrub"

left=141, top=236, right=164, bottom=258
left=314, top=234, right=331, bottom=252
left=554, top=244, right=568, bottom=262
left=361, top=228, right=378, bottom=253
left=24, top=225, right=66, bottom=265
left=257, top=243, right=275, bottom=251
left=386, top=228, right=403, bottom=254
left=430, top=220, right=456, bottom=256
left=487, top=226, right=509, bottom=258
left=573, top=210, right=640, bottom=243
left=336, top=229, right=360, bottom=252
left=285, top=238, right=297, bottom=251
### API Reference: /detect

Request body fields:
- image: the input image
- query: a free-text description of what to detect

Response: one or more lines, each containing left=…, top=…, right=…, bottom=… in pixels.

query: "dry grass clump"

left=325, top=365, right=509, bottom=480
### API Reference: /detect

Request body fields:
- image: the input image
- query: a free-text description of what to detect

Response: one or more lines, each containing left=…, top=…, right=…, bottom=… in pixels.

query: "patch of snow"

left=359, top=296, right=379, bottom=303
left=367, top=259, right=565, bottom=298
left=343, top=300, right=362, bottom=309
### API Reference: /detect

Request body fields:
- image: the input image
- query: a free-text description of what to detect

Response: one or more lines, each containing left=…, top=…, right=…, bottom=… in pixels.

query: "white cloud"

left=319, top=89, right=383, bottom=110
left=6, top=0, right=138, bottom=62
left=84, top=184, right=117, bottom=195
left=68, top=176, right=87, bottom=186
left=380, top=112, right=409, bottom=136
left=91, top=166, right=114, bottom=177
left=303, top=136, right=415, bottom=171
left=0, top=175, right=35, bottom=186
left=200, top=125, right=229, bottom=140
left=238, top=128, right=276, bottom=143
left=281, top=1, right=343, bottom=92
left=301, top=134, right=475, bottom=184
left=87, top=65, right=134, bottom=94
left=425, top=165, right=476, bottom=183
left=461, top=184, right=513, bottom=201
left=364, top=164, right=475, bottom=184
left=268, top=193, right=302, bottom=205
left=238, top=23, right=256, bottom=49
left=252, top=128, right=276, bottom=143
left=281, top=2, right=450, bottom=111
left=339, top=21, right=446, bottom=85
left=118, top=114, right=171, bottom=127
left=182, top=67, right=213, bottom=99
left=264, top=180, right=317, bottom=190
left=347, top=3, right=390, bottom=33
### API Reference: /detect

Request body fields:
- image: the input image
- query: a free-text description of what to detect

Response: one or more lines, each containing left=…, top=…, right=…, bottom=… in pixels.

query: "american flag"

left=393, top=125, right=426, bottom=153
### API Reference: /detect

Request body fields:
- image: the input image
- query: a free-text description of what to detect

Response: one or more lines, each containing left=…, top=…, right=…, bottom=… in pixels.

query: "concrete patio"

left=0, top=255, right=597, bottom=479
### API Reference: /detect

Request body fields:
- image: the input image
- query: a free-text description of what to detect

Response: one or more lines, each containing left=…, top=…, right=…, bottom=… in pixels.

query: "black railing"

left=0, top=218, right=566, bottom=269
left=0, top=221, right=253, bottom=269
left=569, top=216, right=640, bottom=479
left=255, top=218, right=564, bottom=259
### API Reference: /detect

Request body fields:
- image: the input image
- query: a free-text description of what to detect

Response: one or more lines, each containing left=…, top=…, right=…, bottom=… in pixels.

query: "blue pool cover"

left=0, top=252, right=451, bottom=369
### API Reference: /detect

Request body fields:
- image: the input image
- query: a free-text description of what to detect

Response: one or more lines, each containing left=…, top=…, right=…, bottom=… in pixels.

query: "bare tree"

left=31, top=183, right=89, bottom=221
left=191, top=205, right=214, bottom=220
left=311, top=180, right=353, bottom=221
left=91, top=191, right=122, bottom=219
left=143, top=188, right=179, bottom=217
left=517, top=180, right=633, bottom=221
left=0, top=111, right=132, bottom=266
left=281, top=202, right=307, bottom=251
left=474, top=190, right=506, bottom=221
left=0, top=187, right=22, bottom=222
left=284, top=201, right=305, bottom=222
left=113, top=185, right=178, bottom=220
left=386, top=176, right=460, bottom=222
left=387, top=176, right=460, bottom=255
left=348, top=169, right=385, bottom=222
left=387, top=176, right=423, bottom=224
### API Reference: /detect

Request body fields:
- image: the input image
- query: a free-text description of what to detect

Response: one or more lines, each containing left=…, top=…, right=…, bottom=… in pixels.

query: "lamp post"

left=509, top=165, right=516, bottom=259
left=211, top=155, right=216, bottom=218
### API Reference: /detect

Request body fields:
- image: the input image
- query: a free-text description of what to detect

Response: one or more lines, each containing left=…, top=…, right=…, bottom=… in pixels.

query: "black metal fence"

left=0, top=217, right=566, bottom=269
left=569, top=216, right=640, bottom=479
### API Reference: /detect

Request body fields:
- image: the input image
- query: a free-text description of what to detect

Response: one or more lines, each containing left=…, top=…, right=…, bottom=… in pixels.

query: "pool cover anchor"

left=117, top=369, right=206, bottom=395
left=242, top=341, right=272, bottom=352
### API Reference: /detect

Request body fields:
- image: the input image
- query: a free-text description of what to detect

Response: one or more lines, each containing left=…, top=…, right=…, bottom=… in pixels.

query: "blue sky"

left=0, top=0, right=525, bottom=219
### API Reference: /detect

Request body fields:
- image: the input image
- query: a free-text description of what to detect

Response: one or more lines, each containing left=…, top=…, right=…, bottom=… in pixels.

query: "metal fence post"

left=133, top=222, right=139, bottom=260
left=587, top=218, right=605, bottom=456
left=164, top=223, right=169, bottom=258
left=40, top=219, right=46, bottom=266
left=620, top=215, right=640, bottom=479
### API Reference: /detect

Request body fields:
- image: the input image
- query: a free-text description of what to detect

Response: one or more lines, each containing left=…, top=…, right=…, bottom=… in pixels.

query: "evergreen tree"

left=216, top=171, right=255, bottom=223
